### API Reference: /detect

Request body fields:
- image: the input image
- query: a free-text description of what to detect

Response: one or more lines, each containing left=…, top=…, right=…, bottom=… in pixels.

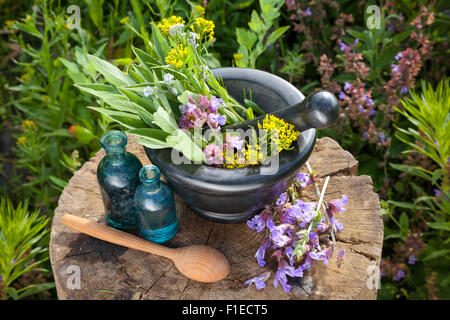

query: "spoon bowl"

left=174, top=245, right=230, bottom=283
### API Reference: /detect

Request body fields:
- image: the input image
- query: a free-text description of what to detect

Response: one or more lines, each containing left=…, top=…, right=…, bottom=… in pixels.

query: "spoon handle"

left=61, top=214, right=176, bottom=260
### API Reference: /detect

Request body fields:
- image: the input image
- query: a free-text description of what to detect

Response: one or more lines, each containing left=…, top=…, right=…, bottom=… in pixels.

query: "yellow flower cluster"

left=22, top=119, right=37, bottom=130
left=157, top=16, right=186, bottom=36
left=233, top=53, right=243, bottom=61
left=165, top=44, right=188, bottom=68
left=223, top=151, right=246, bottom=169
left=193, top=5, right=205, bottom=16
left=222, top=115, right=299, bottom=169
left=258, top=114, right=300, bottom=151
left=16, top=136, right=27, bottom=146
left=190, top=17, right=215, bottom=41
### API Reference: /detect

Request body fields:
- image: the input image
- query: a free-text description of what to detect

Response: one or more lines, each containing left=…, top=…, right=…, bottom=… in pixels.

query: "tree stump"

left=49, top=136, right=383, bottom=300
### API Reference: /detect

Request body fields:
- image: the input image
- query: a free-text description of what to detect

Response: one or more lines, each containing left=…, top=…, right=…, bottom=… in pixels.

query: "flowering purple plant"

left=178, top=94, right=226, bottom=130
left=245, top=170, right=348, bottom=292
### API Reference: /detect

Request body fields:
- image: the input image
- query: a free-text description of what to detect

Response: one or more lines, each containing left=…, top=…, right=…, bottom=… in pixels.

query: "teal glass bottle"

left=97, top=131, right=142, bottom=230
left=134, top=165, right=178, bottom=243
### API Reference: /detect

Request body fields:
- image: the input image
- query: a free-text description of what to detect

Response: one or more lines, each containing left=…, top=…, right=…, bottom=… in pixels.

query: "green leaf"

left=75, top=84, right=120, bottom=96
left=5, top=287, right=19, bottom=300
left=178, top=90, right=199, bottom=104
left=236, top=28, right=257, bottom=51
left=136, top=137, right=170, bottom=149
left=390, top=163, right=432, bottom=180
left=399, top=212, right=409, bottom=235
left=49, top=176, right=68, bottom=189
left=118, top=87, right=156, bottom=113
left=132, top=46, right=159, bottom=67
left=347, top=29, right=367, bottom=42
left=150, top=22, right=170, bottom=63
left=88, top=107, right=147, bottom=128
left=392, top=30, right=412, bottom=44
left=128, top=129, right=170, bottom=149
left=387, top=200, right=429, bottom=211
left=152, top=107, right=178, bottom=133
left=101, top=94, right=151, bottom=115
left=246, top=107, right=254, bottom=120
left=87, top=54, right=135, bottom=86
left=231, top=0, right=256, bottom=10
left=17, top=282, right=55, bottom=299
left=248, top=11, right=265, bottom=34
left=166, top=129, right=204, bottom=163
left=265, top=26, right=290, bottom=47
left=244, top=99, right=265, bottom=115
left=423, top=249, right=450, bottom=261
left=431, top=169, right=443, bottom=185
left=427, top=222, right=450, bottom=231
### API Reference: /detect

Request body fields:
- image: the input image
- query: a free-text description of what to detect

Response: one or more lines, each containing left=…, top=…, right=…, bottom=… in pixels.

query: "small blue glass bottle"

left=134, top=165, right=178, bottom=243
left=97, top=131, right=142, bottom=230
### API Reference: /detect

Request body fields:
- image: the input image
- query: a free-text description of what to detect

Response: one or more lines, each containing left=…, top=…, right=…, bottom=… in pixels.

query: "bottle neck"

left=101, top=131, right=128, bottom=165
left=139, top=165, right=162, bottom=192
left=142, top=180, right=161, bottom=192
left=105, top=148, right=127, bottom=164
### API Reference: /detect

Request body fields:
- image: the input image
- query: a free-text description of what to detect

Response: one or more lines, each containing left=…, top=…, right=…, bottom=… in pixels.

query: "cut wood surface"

left=49, top=136, right=383, bottom=300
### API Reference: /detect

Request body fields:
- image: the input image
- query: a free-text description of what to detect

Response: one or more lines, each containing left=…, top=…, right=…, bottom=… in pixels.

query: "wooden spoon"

left=61, top=214, right=230, bottom=283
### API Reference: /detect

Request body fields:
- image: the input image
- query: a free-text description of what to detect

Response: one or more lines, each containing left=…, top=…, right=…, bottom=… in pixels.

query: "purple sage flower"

left=328, top=195, right=348, bottom=215
left=365, top=96, right=375, bottom=106
left=379, top=132, right=386, bottom=143
left=338, top=41, right=348, bottom=51
left=395, top=52, right=404, bottom=61
left=308, top=247, right=332, bottom=266
left=244, top=271, right=271, bottom=290
left=316, top=220, right=329, bottom=232
left=408, top=254, right=416, bottom=265
left=295, top=172, right=311, bottom=188
left=208, top=113, right=226, bottom=128
left=434, top=189, right=443, bottom=197
left=400, top=86, right=408, bottom=95
left=394, top=269, right=405, bottom=282
left=391, top=64, right=400, bottom=75
left=269, top=223, right=295, bottom=248
left=285, top=246, right=295, bottom=265
left=255, top=237, right=271, bottom=267
left=209, top=96, right=224, bottom=113
left=247, top=212, right=268, bottom=233
left=285, top=200, right=317, bottom=226
left=339, top=91, right=347, bottom=100
left=357, top=104, right=364, bottom=113
left=305, top=7, right=312, bottom=16
left=274, top=259, right=304, bottom=292
left=276, top=192, right=288, bottom=206
left=330, top=215, right=344, bottom=232
left=344, top=82, right=353, bottom=92
left=224, top=133, right=244, bottom=150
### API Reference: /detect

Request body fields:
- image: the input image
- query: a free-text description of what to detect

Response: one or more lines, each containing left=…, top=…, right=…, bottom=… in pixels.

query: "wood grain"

left=49, top=136, right=383, bottom=300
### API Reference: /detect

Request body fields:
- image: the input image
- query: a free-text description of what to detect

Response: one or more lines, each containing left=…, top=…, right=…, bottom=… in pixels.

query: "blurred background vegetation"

left=0, top=0, right=448, bottom=299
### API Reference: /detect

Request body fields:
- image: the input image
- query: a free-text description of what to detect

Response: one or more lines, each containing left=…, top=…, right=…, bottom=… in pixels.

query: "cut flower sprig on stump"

left=75, top=12, right=298, bottom=166
left=246, top=162, right=348, bottom=292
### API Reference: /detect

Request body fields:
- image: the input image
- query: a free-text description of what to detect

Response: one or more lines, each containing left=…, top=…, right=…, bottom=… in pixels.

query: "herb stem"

left=306, top=161, right=338, bottom=257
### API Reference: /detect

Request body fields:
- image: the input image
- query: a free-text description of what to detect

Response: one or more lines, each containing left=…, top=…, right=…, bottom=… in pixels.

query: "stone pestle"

left=223, top=90, right=340, bottom=132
